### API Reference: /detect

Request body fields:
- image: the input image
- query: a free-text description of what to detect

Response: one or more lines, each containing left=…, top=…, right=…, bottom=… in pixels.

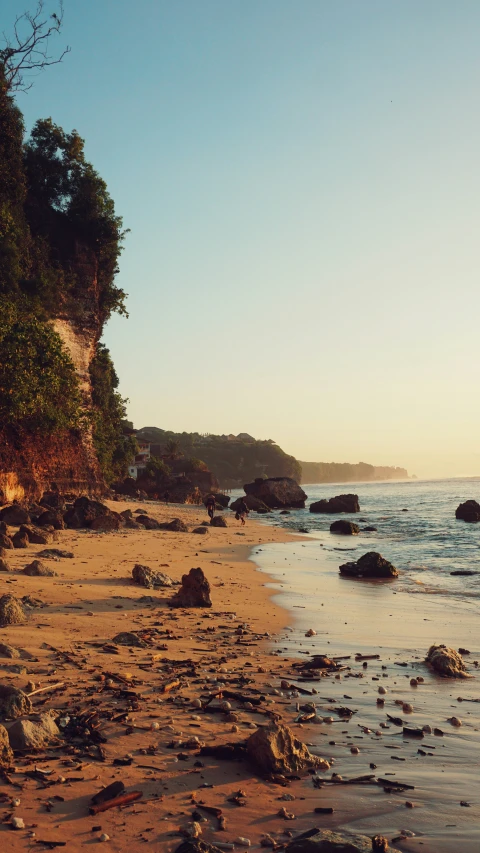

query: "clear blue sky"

left=7, top=0, right=480, bottom=478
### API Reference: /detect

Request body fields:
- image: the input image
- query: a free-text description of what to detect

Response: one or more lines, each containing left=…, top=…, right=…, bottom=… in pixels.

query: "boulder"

left=0, top=685, right=32, bottom=719
left=244, top=477, right=307, bottom=509
left=426, top=644, right=471, bottom=678
left=246, top=721, right=329, bottom=777
left=125, top=519, right=143, bottom=529
left=286, top=830, right=401, bottom=853
left=0, top=559, right=11, bottom=572
left=339, top=552, right=398, bottom=579
left=64, top=497, right=113, bottom=529
left=36, top=509, right=65, bottom=530
left=210, top=515, right=227, bottom=528
left=135, top=514, right=161, bottom=530
left=8, top=711, right=60, bottom=750
left=90, top=513, right=123, bottom=531
left=23, top=560, right=57, bottom=577
left=363, top=526, right=377, bottom=532
left=164, top=518, right=188, bottom=532
left=0, top=522, right=8, bottom=535
left=310, top=494, right=360, bottom=514
left=37, top=548, right=74, bottom=559
left=213, top=493, right=230, bottom=508
left=230, top=495, right=270, bottom=513
left=175, top=842, right=225, bottom=853
left=0, top=724, right=13, bottom=767
left=132, top=564, right=175, bottom=589
left=0, top=595, right=27, bottom=626
left=330, top=520, right=359, bottom=535
left=40, top=492, right=66, bottom=510
left=0, top=505, right=31, bottom=526
left=19, top=524, right=53, bottom=545
left=121, top=509, right=133, bottom=519
left=12, top=531, right=29, bottom=548
left=455, top=500, right=480, bottom=523
left=0, top=644, right=21, bottom=659
left=0, top=533, right=13, bottom=550
left=169, top=567, right=212, bottom=608
left=192, top=527, right=208, bottom=535
left=112, top=631, right=147, bottom=648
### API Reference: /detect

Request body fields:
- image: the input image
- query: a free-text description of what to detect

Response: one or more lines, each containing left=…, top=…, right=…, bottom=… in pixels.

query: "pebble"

left=100, top=834, right=110, bottom=842
left=235, top=838, right=251, bottom=847
left=191, top=699, right=202, bottom=709
left=305, top=629, right=317, bottom=637
left=422, top=725, right=432, bottom=734
left=449, top=717, right=462, bottom=727
left=350, top=746, right=360, bottom=754
left=378, top=686, right=387, bottom=695
left=403, top=703, right=413, bottom=713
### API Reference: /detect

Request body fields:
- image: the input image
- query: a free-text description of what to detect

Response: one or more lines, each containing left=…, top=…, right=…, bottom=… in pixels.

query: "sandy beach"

left=0, top=500, right=477, bottom=853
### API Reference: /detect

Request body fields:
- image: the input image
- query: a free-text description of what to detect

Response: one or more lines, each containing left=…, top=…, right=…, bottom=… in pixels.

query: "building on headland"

left=128, top=441, right=151, bottom=479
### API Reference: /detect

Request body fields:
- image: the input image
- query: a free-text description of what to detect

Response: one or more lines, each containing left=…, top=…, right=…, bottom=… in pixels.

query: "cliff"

left=299, top=460, right=409, bottom=484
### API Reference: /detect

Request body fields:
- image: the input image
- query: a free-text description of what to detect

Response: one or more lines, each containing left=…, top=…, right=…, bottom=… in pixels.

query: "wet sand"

left=0, top=503, right=477, bottom=852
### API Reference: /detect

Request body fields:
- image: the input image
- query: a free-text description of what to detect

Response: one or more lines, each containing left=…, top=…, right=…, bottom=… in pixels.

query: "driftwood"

left=91, top=780, right=125, bottom=805
left=89, top=790, right=143, bottom=815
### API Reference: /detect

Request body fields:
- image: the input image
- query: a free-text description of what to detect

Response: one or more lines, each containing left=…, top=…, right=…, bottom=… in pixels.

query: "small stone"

left=350, top=746, right=360, bottom=754
left=378, top=686, right=387, bottom=695
left=403, top=703, right=413, bottom=713
left=305, top=629, right=317, bottom=637
left=449, top=717, right=462, bottom=727
left=11, top=816, right=25, bottom=830
left=100, top=833, right=110, bottom=842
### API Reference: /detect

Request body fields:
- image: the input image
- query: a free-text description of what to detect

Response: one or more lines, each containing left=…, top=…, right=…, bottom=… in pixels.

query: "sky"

left=5, top=0, right=480, bottom=479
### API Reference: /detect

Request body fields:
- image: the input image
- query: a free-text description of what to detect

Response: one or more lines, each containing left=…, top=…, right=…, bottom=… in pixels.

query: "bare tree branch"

left=0, top=1, right=70, bottom=93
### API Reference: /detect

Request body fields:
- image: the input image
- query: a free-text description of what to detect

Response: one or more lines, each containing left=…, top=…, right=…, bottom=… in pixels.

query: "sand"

left=0, top=501, right=477, bottom=852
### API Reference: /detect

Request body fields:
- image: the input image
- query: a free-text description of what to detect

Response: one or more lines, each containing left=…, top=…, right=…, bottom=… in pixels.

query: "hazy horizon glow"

left=6, top=0, right=480, bottom=480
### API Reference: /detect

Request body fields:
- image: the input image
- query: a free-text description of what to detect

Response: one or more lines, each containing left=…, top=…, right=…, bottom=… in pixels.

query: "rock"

left=135, top=514, right=161, bottom=530
left=0, top=558, right=11, bottom=572
left=0, top=724, right=13, bottom=767
left=37, top=548, right=74, bottom=559
left=0, top=595, right=27, bottom=626
left=450, top=570, right=479, bottom=576
left=0, top=505, right=31, bottom=526
left=455, top=500, right=480, bottom=523
left=0, top=533, right=13, bottom=549
left=170, top=567, right=212, bottom=608
left=40, top=491, right=66, bottom=510
left=132, top=564, right=175, bottom=588
left=243, top=477, right=307, bottom=509
left=175, top=841, right=225, bottom=853
left=363, top=526, right=377, bottom=532
left=36, top=509, right=65, bottom=529
left=330, top=520, right=359, bottom=535
left=90, top=513, right=123, bottom=531
left=125, top=519, right=143, bottom=529
left=213, top=493, right=230, bottom=508
left=164, top=518, right=188, bottom=532
left=23, top=560, right=57, bottom=577
left=0, top=522, right=7, bottom=534
left=310, top=494, right=360, bottom=514
left=0, top=685, right=32, bottom=719
left=11, top=816, right=25, bottom=830
left=64, top=497, right=113, bottom=529
left=112, top=632, right=147, bottom=647
left=121, top=509, right=133, bottom=519
left=285, top=829, right=401, bottom=853
left=339, top=552, right=398, bottom=579
left=192, top=526, right=209, bottom=535
left=19, top=524, right=53, bottom=545
left=8, top=711, right=60, bottom=750
left=231, top=495, right=271, bottom=514
left=426, top=644, right=471, bottom=678
left=246, top=721, right=330, bottom=776
left=210, top=515, right=227, bottom=528
left=12, top=531, right=29, bottom=549
left=0, top=644, right=21, bottom=659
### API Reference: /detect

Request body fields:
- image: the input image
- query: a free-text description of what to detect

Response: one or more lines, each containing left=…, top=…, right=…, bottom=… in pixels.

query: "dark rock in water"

left=0, top=533, right=13, bottom=550
left=169, top=567, right=212, bottom=608
left=310, top=494, right=360, bottom=514
left=210, top=515, right=227, bottom=528
left=246, top=721, right=329, bottom=776
left=37, top=548, right=74, bottom=559
left=12, top=531, right=29, bottom=549
left=280, top=510, right=291, bottom=515
left=339, top=551, right=398, bottom=579
left=230, top=495, right=270, bottom=513
left=286, top=830, right=401, bottom=853
left=0, top=505, right=31, bottom=526
left=135, top=514, right=161, bottom=530
left=455, top=500, right=480, bottom=523
left=132, top=564, right=175, bottom=589
left=210, top=493, right=230, bottom=508
left=450, top=570, right=479, bottom=576
left=244, top=477, right=307, bottom=509
left=363, top=526, right=377, bottom=532
left=23, top=560, right=56, bottom=577
left=19, top=524, right=53, bottom=545
left=36, top=509, right=65, bottom=530
left=330, top=520, right=359, bottom=535
left=192, top=526, right=208, bottom=534
left=163, top=518, right=188, bottom=532
left=299, top=527, right=309, bottom=533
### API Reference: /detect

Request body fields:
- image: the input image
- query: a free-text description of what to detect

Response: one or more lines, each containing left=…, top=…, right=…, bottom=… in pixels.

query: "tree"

left=0, top=1, right=70, bottom=93
left=89, top=343, right=136, bottom=483
left=0, top=65, right=29, bottom=294
left=164, top=439, right=181, bottom=461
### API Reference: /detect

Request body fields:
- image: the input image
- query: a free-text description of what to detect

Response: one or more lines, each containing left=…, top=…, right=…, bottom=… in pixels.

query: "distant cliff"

left=299, top=461, right=409, bottom=484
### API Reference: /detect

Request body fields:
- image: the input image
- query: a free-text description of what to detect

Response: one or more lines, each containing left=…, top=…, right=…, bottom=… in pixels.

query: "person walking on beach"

left=205, top=494, right=216, bottom=521
left=237, top=497, right=249, bottom=526
left=164, top=491, right=170, bottom=505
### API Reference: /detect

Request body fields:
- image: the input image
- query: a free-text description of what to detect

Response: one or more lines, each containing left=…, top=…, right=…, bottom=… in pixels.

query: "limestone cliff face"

left=0, top=242, right=105, bottom=503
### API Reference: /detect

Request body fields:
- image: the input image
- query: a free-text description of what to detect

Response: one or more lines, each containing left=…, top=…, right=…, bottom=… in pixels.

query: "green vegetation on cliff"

left=136, top=427, right=301, bottom=488
left=89, top=344, right=137, bottom=483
